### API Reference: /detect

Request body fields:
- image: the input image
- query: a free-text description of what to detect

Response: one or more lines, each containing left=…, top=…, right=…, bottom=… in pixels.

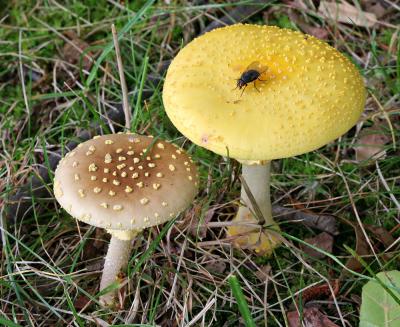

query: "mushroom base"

left=227, top=161, right=282, bottom=255
left=100, top=232, right=136, bottom=306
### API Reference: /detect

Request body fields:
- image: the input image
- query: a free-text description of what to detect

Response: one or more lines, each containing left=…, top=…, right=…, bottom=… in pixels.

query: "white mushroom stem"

left=237, top=161, right=276, bottom=227
left=228, top=161, right=281, bottom=254
left=100, top=230, right=137, bottom=306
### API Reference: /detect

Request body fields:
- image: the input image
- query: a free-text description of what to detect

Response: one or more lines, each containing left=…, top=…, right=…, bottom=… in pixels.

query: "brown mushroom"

left=54, top=133, right=199, bottom=305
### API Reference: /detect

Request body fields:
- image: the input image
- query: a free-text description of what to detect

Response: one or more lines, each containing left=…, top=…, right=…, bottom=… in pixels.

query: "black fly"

left=235, top=61, right=268, bottom=97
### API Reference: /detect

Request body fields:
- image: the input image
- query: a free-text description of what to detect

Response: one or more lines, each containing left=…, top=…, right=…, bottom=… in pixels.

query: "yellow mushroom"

left=163, top=24, right=366, bottom=255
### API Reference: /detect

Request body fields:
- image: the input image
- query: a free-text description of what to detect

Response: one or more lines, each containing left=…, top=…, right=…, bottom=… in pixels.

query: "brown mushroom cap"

left=54, top=134, right=199, bottom=231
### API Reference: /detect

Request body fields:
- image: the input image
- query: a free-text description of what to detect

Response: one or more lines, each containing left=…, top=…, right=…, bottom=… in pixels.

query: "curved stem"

left=100, top=235, right=133, bottom=306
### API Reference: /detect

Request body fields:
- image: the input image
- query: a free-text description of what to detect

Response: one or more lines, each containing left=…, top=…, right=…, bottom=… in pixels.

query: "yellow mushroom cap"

left=163, top=24, right=366, bottom=161
left=53, top=134, right=199, bottom=231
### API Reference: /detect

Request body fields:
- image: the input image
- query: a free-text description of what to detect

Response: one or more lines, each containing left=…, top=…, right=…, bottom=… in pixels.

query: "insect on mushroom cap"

left=53, top=134, right=199, bottom=231
left=163, top=24, right=366, bottom=161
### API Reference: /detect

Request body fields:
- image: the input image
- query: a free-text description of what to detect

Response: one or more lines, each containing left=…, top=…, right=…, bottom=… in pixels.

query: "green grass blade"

left=228, top=275, right=256, bottom=327
left=0, top=317, right=23, bottom=327
left=85, top=0, right=155, bottom=87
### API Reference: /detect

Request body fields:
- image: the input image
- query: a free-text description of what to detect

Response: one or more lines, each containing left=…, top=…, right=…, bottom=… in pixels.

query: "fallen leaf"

left=354, top=127, right=390, bottom=162
left=63, top=31, right=93, bottom=70
left=287, top=306, right=340, bottom=327
left=204, top=260, right=227, bottom=274
left=255, top=264, right=272, bottom=282
left=301, top=232, right=334, bottom=259
left=273, top=205, right=339, bottom=235
left=319, top=1, right=377, bottom=28
left=342, top=221, right=371, bottom=274
left=340, top=219, right=394, bottom=276
left=74, top=295, right=91, bottom=310
left=288, top=10, right=329, bottom=40
left=365, top=1, right=391, bottom=19
left=364, top=224, right=395, bottom=248
left=299, top=280, right=340, bottom=304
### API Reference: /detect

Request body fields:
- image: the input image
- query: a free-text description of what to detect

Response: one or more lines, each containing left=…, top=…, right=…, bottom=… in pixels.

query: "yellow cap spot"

left=130, top=218, right=135, bottom=225
left=72, top=161, right=79, bottom=167
left=144, top=217, right=150, bottom=223
left=186, top=168, right=191, bottom=172
left=129, top=166, right=134, bottom=171
left=169, top=164, right=176, bottom=171
left=86, top=151, right=93, bottom=156
left=138, top=165, right=143, bottom=170
left=148, top=163, right=156, bottom=168
left=93, top=135, right=100, bottom=139
left=100, top=202, right=108, bottom=208
left=184, top=161, right=189, bottom=166
left=78, top=189, right=85, bottom=198
left=113, top=204, right=123, bottom=211
left=118, top=156, right=126, bottom=161
left=125, top=186, right=133, bottom=193
left=154, top=154, right=161, bottom=159
left=171, top=154, right=177, bottom=159
left=127, top=150, right=134, bottom=155
left=133, top=158, right=140, bottom=164
left=91, top=175, right=97, bottom=181
left=154, top=212, right=160, bottom=218
left=156, top=172, right=163, bottom=178
left=176, top=149, right=182, bottom=154
left=144, top=172, right=150, bottom=177
left=136, top=181, right=144, bottom=188
left=109, top=190, right=116, bottom=196
left=93, top=187, right=102, bottom=193
left=140, top=198, right=149, bottom=205
left=74, top=173, right=80, bottom=181
left=162, top=201, right=168, bottom=207
left=104, top=168, right=110, bottom=173
left=104, top=153, right=112, bottom=163
left=153, top=183, right=161, bottom=190
left=132, top=172, right=139, bottom=179
left=113, top=180, right=120, bottom=186
left=102, top=177, right=108, bottom=183
left=116, top=148, right=123, bottom=153
left=146, top=156, right=151, bottom=161
left=117, top=163, right=126, bottom=170
left=88, top=163, right=98, bottom=172
left=54, top=180, right=63, bottom=197
left=188, top=176, right=193, bottom=181
left=157, top=143, right=165, bottom=149
left=121, top=171, right=127, bottom=178
left=89, top=145, right=96, bottom=152
left=105, top=140, right=114, bottom=145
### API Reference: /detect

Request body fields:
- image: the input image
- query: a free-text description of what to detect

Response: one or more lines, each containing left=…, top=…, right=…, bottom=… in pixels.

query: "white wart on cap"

left=54, top=134, right=199, bottom=231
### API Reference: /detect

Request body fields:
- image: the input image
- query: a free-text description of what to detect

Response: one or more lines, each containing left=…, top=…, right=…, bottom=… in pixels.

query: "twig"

left=111, top=24, right=131, bottom=130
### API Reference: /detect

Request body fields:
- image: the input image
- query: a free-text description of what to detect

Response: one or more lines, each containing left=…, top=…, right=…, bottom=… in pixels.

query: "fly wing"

left=246, top=61, right=268, bottom=74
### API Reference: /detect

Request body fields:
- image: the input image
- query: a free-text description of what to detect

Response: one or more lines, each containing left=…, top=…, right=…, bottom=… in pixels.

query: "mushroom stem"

left=227, top=161, right=281, bottom=255
left=100, top=233, right=135, bottom=306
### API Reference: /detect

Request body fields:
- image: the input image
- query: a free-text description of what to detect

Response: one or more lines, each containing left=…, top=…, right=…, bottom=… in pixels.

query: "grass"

left=1, top=0, right=399, bottom=326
